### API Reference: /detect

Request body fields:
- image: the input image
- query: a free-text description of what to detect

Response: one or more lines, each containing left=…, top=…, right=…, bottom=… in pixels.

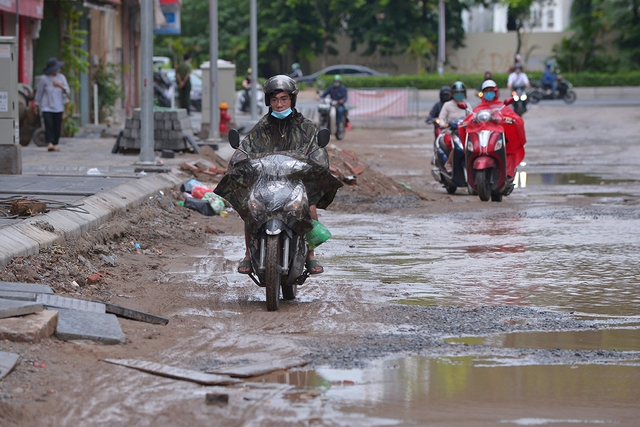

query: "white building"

left=463, top=0, right=573, bottom=33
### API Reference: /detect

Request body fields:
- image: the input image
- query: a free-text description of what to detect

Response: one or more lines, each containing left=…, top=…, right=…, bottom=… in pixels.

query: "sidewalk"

left=0, top=133, right=234, bottom=268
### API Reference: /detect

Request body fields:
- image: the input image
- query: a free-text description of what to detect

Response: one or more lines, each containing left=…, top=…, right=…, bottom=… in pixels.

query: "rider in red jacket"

left=459, top=79, right=526, bottom=178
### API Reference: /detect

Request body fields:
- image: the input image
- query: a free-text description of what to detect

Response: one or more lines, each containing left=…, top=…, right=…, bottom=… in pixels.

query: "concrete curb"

left=0, top=171, right=184, bottom=268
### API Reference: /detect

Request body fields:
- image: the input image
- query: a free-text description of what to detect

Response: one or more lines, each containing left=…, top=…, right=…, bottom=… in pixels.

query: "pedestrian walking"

left=176, top=53, right=192, bottom=115
left=34, top=57, right=69, bottom=152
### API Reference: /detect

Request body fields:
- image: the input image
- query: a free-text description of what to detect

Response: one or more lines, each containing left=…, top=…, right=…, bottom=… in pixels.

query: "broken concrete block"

left=36, top=294, right=106, bottom=313
left=102, top=359, right=241, bottom=385
left=205, top=393, right=229, bottom=405
left=0, top=299, right=44, bottom=319
left=0, top=291, right=36, bottom=301
left=0, top=281, right=53, bottom=295
left=0, top=310, right=58, bottom=342
left=55, top=309, right=125, bottom=344
left=0, top=351, right=19, bottom=380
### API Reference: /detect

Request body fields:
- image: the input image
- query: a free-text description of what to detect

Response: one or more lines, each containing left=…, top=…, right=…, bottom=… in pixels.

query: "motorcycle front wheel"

left=563, top=92, right=577, bottom=104
left=475, top=170, right=492, bottom=202
left=336, top=117, right=346, bottom=140
left=282, top=284, right=297, bottom=300
left=265, top=235, right=281, bottom=311
left=529, top=91, right=542, bottom=104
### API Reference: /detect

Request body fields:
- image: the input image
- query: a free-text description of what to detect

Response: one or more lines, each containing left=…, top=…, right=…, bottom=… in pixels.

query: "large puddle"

left=257, top=355, right=640, bottom=425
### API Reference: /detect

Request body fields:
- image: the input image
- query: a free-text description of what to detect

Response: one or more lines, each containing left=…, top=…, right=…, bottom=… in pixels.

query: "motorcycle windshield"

left=214, top=150, right=342, bottom=226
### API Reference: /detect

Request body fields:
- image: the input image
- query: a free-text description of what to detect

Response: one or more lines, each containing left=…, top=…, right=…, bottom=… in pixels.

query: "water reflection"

left=259, top=356, right=639, bottom=425
left=319, top=211, right=640, bottom=317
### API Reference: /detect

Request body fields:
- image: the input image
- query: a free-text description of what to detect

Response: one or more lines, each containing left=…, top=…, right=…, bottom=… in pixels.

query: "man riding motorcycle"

left=507, top=64, right=530, bottom=90
left=542, top=61, right=558, bottom=98
left=426, top=86, right=451, bottom=126
left=320, top=75, right=348, bottom=128
left=215, top=75, right=342, bottom=275
left=458, top=79, right=527, bottom=179
left=438, top=81, right=468, bottom=173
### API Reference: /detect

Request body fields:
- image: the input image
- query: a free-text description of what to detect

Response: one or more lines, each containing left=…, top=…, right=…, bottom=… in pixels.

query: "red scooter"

left=458, top=98, right=517, bottom=202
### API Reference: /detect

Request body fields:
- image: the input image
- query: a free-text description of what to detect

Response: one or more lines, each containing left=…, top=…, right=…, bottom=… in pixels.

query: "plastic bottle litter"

left=219, top=210, right=228, bottom=218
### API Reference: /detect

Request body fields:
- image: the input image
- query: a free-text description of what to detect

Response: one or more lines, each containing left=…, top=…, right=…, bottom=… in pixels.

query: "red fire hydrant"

left=219, top=102, right=232, bottom=135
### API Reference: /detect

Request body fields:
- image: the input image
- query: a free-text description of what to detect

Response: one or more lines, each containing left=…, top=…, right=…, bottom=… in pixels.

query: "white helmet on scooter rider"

left=481, top=79, right=498, bottom=91
left=263, top=75, right=300, bottom=107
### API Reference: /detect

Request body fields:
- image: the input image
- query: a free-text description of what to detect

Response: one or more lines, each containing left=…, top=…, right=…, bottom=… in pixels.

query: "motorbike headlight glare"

left=513, top=95, right=520, bottom=101
left=521, top=94, right=528, bottom=101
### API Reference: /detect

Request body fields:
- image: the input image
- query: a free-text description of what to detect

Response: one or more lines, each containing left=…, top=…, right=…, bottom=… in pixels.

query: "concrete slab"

left=103, top=302, right=168, bottom=325
left=0, top=310, right=58, bottom=342
left=0, top=299, right=44, bottom=319
left=0, top=281, right=54, bottom=294
left=55, top=309, right=125, bottom=344
left=102, top=359, right=241, bottom=385
left=0, top=351, right=19, bottom=380
left=206, top=358, right=309, bottom=378
left=0, top=291, right=36, bottom=301
left=37, top=294, right=106, bottom=313
left=0, top=227, right=40, bottom=258
left=14, top=222, right=64, bottom=248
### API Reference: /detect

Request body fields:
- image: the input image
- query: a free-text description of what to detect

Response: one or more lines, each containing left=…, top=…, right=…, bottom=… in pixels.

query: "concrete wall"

left=307, top=31, right=571, bottom=77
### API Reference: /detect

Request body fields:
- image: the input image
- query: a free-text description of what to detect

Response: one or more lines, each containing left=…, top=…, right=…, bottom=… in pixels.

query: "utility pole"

left=138, top=0, right=155, bottom=164
left=438, top=0, right=445, bottom=76
left=249, top=0, right=258, bottom=120
left=208, top=0, right=220, bottom=142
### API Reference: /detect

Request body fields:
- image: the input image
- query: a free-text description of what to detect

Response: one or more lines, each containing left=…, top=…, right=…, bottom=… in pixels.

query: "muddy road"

left=2, top=102, right=640, bottom=426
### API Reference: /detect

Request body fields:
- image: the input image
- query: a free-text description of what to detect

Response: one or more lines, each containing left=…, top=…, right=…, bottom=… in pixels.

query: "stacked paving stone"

left=115, top=108, right=196, bottom=152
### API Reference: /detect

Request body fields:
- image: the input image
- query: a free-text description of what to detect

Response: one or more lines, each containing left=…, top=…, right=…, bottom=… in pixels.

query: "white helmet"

left=481, top=79, right=498, bottom=91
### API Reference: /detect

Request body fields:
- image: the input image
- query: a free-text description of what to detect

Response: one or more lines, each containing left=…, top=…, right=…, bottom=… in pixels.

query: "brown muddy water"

left=200, top=173, right=640, bottom=426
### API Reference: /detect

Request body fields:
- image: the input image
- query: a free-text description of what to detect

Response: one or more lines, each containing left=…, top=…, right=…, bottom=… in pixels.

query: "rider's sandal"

left=238, top=259, right=252, bottom=274
left=306, top=260, right=324, bottom=275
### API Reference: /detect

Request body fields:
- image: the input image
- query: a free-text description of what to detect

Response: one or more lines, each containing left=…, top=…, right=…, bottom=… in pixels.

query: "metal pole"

left=138, top=0, right=155, bottom=163
left=15, top=0, right=19, bottom=39
left=438, top=0, right=445, bottom=76
left=94, top=83, right=98, bottom=125
left=208, top=0, right=220, bottom=140
left=250, top=0, right=258, bottom=120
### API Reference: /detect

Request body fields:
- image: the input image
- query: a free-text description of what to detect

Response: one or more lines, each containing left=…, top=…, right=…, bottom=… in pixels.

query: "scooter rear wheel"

left=265, top=235, right=281, bottom=311
left=563, top=92, right=577, bottom=104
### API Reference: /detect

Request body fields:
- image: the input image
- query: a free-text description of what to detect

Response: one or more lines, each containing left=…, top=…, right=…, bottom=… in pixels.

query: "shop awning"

left=0, top=0, right=44, bottom=19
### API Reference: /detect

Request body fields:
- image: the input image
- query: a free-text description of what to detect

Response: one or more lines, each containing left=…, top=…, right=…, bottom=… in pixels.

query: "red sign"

left=0, top=0, right=44, bottom=19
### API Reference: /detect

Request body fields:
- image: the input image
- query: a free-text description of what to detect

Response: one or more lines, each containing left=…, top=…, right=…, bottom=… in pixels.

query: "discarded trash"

left=9, top=200, right=47, bottom=216
left=134, top=243, right=141, bottom=249
left=203, top=192, right=225, bottom=214
left=191, top=185, right=215, bottom=199
left=180, top=179, right=204, bottom=194
left=219, top=210, right=228, bottom=218
left=86, top=168, right=103, bottom=175
left=399, top=182, right=412, bottom=190
left=99, top=254, right=116, bottom=266
left=183, top=198, right=216, bottom=216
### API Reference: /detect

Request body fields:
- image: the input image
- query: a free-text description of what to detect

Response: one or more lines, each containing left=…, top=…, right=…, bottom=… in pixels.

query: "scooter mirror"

left=456, top=102, right=468, bottom=110
left=317, top=128, right=330, bottom=148
left=228, top=129, right=240, bottom=149
left=504, top=97, right=515, bottom=106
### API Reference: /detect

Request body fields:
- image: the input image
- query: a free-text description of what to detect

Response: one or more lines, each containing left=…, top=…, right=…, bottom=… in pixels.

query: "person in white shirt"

left=438, top=81, right=468, bottom=173
left=507, top=64, right=530, bottom=89
left=34, top=57, right=70, bottom=152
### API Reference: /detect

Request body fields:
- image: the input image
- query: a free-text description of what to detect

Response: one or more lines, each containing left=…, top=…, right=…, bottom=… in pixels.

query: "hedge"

left=312, top=71, right=640, bottom=90
left=234, top=71, right=640, bottom=92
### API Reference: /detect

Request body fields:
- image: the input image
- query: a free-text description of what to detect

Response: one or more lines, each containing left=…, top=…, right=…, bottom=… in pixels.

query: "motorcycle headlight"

left=249, top=192, right=266, bottom=214
left=495, top=136, right=504, bottom=151
left=513, top=95, right=520, bottom=101
left=284, top=185, right=307, bottom=212
left=521, top=94, right=528, bottom=101
left=476, top=110, right=492, bottom=123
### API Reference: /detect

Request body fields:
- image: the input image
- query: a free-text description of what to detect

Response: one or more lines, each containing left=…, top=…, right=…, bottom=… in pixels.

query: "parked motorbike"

left=510, top=85, right=529, bottom=116
left=226, top=128, right=331, bottom=311
left=458, top=99, right=517, bottom=202
left=237, top=83, right=264, bottom=114
left=317, top=96, right=348, bottom=140
left=154, top=70, right=174, bottom=108
left=529, top=75, right=576, bottom=104
left=431, top=118, right=469, bottom=194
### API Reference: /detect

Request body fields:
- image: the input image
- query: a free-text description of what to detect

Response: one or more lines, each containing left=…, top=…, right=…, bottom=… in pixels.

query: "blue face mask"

left=453, top=93, right=465, bottom=102
left=483, top=91, right=496, bottom=102
left=271, top=108, right=292, bottom=119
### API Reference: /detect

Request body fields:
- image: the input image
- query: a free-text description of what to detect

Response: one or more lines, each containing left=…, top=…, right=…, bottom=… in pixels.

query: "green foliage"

left=553, top=0, right=640, bottom=72
left=93, top=61, right=125, bottom=122
left=60, top=2, right=89, bottom=137
left=320, top=71, right=640, bottom=89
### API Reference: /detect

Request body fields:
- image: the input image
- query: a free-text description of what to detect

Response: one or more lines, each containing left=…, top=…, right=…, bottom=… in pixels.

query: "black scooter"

left=529, top=76, right=576, bottom=104
left=431, top=118, right=470, bottom=195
